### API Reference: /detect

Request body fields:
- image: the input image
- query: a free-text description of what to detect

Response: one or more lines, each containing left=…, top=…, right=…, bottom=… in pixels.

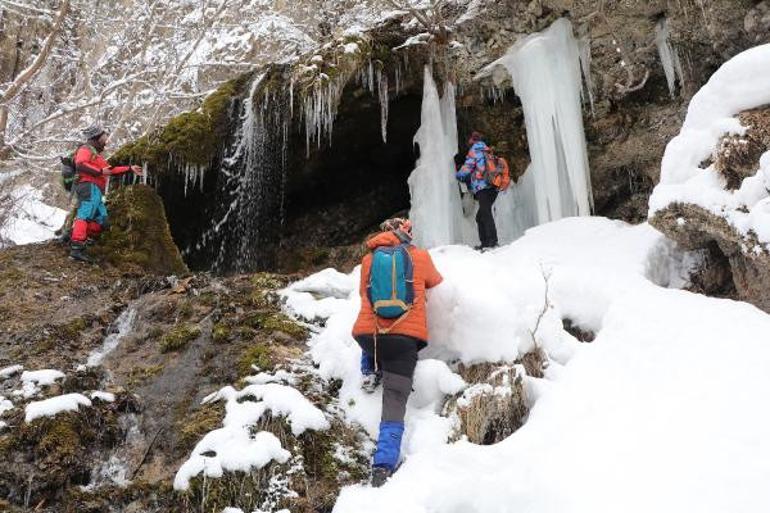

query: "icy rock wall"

left=489, top=18, right=594, bottom=227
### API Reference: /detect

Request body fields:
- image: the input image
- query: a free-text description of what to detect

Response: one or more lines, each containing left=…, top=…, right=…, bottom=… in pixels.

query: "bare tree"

left=0, top=0, right=70, bottom=152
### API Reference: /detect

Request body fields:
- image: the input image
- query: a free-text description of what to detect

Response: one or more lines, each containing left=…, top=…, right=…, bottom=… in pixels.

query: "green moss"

left=59, top=316, right=88, bottom=339
left=111, top=74, right=252, bottom=171
left=177, top=403, right=224, bottom=451
left=299, top=429, right=338, bottom=482
left=262, top=313, right=308, bottom=340
left=32, top=336, right=57, bottom=355
left=159, top=324, right=201, bottom=353
left=234, top=326, right=258, bottom=341
left=212, top=323, right=231, bottom=344
left=250, top=273, right=283, bottom=290
left=37, top=416, right=81, bottom=463
left=243, top=311, right=271, bottom=329
left=127, top=364, right=164, bottom=387
left=237, top=343, right=274, bottom=375
left=147, top=326, right=164, bottom=340
left=89, top=185, right=188, bottom=275
left=177, top=300, right=194, bottom=319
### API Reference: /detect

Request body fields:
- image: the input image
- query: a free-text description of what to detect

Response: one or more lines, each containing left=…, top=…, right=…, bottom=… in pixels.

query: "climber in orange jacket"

left=70, top=124, right=142, bottom=262
left=352, top=218, right=443, bottom=487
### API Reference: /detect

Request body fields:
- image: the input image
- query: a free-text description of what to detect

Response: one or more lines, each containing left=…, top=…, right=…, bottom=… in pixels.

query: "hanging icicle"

left=655, top=18, right=685, bottom=98
left=377, top=67, right=390, bottom=143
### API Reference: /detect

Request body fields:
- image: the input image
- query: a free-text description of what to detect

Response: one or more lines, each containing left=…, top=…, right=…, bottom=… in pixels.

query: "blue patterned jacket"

left=455, top=141, right=492, bottom=194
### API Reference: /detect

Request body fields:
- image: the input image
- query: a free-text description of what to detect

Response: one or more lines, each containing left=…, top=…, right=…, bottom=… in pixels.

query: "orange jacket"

left=352, top=232, right=443, bottom=343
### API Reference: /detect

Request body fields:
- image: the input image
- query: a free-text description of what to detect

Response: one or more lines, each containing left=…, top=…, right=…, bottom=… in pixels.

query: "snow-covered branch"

left=0, top=0, right=70, bottom=148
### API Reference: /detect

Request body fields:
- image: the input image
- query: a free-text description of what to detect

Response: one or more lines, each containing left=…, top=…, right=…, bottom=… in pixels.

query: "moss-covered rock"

left=159, top=324, right=201, bottom=353
left=176, top=402, right=224, bottom=452
left=0, top=406, right=123, bottom=508
left=111, top=74, right=253, bottom=171
left=261, top=313, right=308, bottom=340
left=89, top=185, right=188, bottom=275
left=237, top=343, right=274, bottom=375
left=212, top=322, right=231, bottom=344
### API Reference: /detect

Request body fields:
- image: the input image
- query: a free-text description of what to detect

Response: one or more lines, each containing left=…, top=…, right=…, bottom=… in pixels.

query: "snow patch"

left=25, top=393, right=92, bottom=423
left=0, top=365, right=23, bottom=379
left=0, top=185, right=67, bottom=246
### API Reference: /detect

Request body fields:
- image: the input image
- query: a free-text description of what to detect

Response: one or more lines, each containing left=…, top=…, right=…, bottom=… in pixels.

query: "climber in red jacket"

left=70, top=124, right=143, bottom=262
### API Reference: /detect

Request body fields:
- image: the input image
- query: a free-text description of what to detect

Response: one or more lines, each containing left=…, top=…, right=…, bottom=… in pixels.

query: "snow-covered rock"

left=649, top=43, right=770, bottom=312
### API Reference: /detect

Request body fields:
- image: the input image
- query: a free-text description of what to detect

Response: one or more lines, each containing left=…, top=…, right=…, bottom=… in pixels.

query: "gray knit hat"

left=82, top=123, right=106, bottom=140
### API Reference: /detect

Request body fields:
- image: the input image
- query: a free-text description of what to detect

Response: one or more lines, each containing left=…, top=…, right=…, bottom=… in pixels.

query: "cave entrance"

left=279, top=85, right=423, bottom=266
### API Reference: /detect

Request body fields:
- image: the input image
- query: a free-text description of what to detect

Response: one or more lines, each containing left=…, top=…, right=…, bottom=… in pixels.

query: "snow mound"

left=25, top=393, right=92, bottom=423
left=174, top=381, right=329, bottom=491
left=0, top=396, right=13, bottom=416
left=21, top=369, right=65, bottom=386
left=174, top=430, right=290, bottom=491
left=15, top=369, right=66, bottom=399
left=0, top=365, right=23, bottom=379
left=649, top=43, right=770, bottom=247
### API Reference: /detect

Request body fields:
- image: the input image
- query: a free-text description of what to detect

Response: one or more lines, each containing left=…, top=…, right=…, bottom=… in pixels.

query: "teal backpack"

left=367, top=244, right=415, bottom=319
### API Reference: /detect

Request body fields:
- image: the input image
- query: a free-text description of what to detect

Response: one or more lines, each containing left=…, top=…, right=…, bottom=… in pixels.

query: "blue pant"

left=75, top=182, right=107, bottom=225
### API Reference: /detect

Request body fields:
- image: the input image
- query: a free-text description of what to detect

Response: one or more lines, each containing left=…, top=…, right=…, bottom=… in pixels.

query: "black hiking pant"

left=475, top=187, right=498, bottom=248
left=355, top=335, right=421, bottom=422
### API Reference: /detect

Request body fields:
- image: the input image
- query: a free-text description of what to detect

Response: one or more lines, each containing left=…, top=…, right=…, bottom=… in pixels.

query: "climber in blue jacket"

left=456, top=131, right=499, bottom=249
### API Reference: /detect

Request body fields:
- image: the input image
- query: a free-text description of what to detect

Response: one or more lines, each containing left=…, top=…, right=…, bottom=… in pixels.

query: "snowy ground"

left=0, top=183, right=67, bottom=247
left=281, top=216, right=770, bottom=513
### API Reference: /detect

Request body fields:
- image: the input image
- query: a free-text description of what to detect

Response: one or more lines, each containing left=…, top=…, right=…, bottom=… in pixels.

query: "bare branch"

left=528, top=263, right=553, bottom=348
left=0, top=0, right=69, bottom=103
left=0, top=0, right=70, bottom=148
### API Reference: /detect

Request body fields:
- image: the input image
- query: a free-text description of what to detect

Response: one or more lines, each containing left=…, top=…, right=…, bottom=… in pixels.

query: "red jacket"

left=352, top=232, right=443, bottom=343
left=75, top=145, right=131, bottom=192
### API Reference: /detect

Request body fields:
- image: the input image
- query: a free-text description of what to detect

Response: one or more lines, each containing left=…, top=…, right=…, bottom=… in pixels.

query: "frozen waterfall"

left=408, top=67, right=478, bottom=248
left=408, top=19, right=593, bottom=250
left=487, top=18, right=594, bottom=230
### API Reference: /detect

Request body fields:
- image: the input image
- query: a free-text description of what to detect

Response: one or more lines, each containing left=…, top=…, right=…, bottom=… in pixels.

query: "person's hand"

left=131, top=165, right=143, bottom=175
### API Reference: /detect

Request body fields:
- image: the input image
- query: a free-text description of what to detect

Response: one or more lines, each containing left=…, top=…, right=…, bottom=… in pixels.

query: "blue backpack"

left=367, top=244, right=415, bottom=319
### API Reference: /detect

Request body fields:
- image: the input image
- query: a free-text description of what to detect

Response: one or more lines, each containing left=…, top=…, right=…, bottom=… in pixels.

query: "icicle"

left=578, top=35, right=596, bottom=116
left=408, top=67, right=476, bottom=248
left=655, top=18, right=685, bottom=98
left=484, top=18, right=593, bottom=236
left=395, top=64, right=402, bottom=95
left=377, top=70, right=389, bottom=143
left=289, top=76, right=294, bottom=118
